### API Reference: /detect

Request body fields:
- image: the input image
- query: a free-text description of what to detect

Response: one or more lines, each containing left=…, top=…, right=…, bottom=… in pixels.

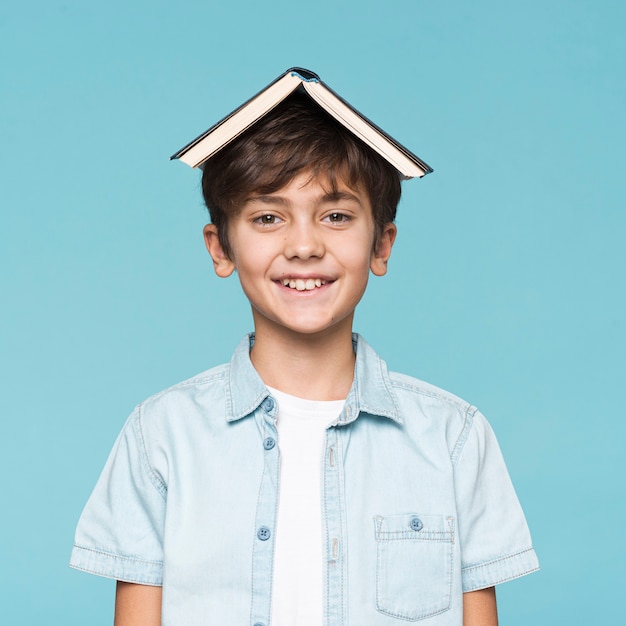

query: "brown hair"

left=201, top=91, right=402, bottom=258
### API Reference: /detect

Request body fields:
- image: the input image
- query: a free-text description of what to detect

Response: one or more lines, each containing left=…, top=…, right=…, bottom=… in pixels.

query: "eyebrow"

left=247, top=191, right=363, bottom=206
left=322, top=191, right=362, bottom=204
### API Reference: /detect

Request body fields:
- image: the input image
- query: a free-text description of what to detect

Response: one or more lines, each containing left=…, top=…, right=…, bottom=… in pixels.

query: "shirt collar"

left=225, top=333, right=402, bottom=425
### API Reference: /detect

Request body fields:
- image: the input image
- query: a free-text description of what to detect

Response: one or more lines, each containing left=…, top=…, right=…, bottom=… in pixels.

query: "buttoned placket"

left=248, top=381, right=361, bottom=626
left=250, top=395, right=280, bottom=626
left=322, top=402, right=357, bottom=626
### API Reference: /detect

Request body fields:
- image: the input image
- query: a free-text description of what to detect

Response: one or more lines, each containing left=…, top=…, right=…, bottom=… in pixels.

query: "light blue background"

left=1, top=1, right=624, bottom=623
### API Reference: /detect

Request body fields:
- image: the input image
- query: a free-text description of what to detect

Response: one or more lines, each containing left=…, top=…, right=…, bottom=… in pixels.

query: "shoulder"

left=353, top=334, right=479, bottom=437
left=129, top=334, right=264, bottom=430
left=131, top=362, right=231, bottom=430
left=386, top=370, right=482, bottom=456
left=388, top=370, right=475, bottom=415
left=142, top=362, right=230, bottom=407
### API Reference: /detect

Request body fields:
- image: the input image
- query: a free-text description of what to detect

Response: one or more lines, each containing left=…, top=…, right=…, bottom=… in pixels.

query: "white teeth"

left=280, top=278, right=328, bottom=290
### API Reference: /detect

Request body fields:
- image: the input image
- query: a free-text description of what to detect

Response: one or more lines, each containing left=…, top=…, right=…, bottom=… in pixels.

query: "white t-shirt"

left=267, top=386, right=345, bottom=626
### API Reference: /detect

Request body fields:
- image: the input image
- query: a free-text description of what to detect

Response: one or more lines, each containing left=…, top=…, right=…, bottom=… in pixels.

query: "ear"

left=203, top=224, right=236, bottom=278
left=370, top=222, right=397, bottom=277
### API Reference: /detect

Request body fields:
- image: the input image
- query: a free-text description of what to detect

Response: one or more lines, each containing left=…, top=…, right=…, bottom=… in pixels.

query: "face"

left=203, top=172, right=396, bottom=342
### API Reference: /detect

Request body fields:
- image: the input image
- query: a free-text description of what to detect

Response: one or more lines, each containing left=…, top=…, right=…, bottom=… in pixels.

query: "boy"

left=70, top=71, right=538, bottom=626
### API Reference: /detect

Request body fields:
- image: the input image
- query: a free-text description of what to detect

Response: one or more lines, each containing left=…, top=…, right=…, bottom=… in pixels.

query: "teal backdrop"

left=2, top=1, right=624, bottom=623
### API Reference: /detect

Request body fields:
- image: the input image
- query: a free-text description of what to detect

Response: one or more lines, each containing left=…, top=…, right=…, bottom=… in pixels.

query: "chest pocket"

left=374, top=513, right=455, bottom=621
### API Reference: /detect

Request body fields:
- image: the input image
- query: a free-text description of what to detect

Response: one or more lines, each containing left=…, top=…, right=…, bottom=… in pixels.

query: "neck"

left=250, top=318, right=355, bottom=401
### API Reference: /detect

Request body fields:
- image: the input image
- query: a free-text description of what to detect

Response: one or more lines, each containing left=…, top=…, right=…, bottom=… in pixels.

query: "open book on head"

left=171, top=68, right=432, bottom=180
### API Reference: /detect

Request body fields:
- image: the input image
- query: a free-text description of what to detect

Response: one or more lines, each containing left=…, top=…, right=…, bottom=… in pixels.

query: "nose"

left=283, top=220, right=325, bottom=260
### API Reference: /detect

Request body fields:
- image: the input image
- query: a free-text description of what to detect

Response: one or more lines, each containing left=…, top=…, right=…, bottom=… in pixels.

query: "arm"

left=463, top=587, right=498, bottom=626
left=114, top=581, right=162, bottom=626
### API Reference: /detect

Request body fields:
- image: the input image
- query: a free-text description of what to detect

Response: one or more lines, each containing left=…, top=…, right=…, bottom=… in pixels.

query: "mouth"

left=279, top=277, right=330, bottom=291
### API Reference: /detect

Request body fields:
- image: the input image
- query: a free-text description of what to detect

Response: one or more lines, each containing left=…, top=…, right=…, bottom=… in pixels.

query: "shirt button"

left=257, top=526, right=271, bottom=541
left=253, top=623, right=265, bottom=626
left=262, top=397, right=275, bottom=412
left=410, top=516, right=423, bottom=532
left=263, top=437, right=276, bottom=450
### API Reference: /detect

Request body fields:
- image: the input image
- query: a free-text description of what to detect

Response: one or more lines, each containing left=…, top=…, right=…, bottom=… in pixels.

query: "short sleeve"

left=69, top=408, right=166, bottom=585
left=452, top=409, right=539, bottom=592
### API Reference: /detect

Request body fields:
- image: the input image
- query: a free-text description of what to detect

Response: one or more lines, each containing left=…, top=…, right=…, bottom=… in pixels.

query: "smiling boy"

left=204, top=171, right=395, bottom=387
left=71, top=76, right=538, bottom=626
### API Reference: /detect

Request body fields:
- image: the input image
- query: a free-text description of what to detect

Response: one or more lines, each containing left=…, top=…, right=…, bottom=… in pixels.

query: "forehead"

left=246, top=170, right=371, bottom=207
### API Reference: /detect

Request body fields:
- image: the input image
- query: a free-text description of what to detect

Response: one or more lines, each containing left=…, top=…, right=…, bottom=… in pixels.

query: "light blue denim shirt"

left=70, top=334, right=538, bottom=625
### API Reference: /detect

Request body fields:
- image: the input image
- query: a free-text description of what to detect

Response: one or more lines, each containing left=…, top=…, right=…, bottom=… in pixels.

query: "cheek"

left=231, top=247, right=275, bottom=287
left=342, top=241, right=375, bottom=272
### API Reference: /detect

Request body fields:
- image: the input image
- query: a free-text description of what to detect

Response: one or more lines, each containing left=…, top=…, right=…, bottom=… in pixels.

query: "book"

left=170, top=68, right=432, bottom=180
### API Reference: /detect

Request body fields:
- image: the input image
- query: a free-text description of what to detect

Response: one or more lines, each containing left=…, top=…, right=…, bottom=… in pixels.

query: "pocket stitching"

left=375, top=514, right=455, bottom=622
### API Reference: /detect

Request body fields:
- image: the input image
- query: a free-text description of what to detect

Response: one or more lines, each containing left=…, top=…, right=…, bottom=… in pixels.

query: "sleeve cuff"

left=462, top=547, right=539, bottom=592
left=69, top=544, right=163, bottom=586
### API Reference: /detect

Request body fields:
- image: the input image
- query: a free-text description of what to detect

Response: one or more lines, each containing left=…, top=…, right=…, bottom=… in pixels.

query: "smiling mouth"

left=280, top=278, right=329, bottom=291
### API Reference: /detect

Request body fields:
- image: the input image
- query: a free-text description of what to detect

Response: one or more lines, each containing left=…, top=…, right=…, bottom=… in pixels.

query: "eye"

left=325, top=212, right=350, bottom=223
left=254, top=214, right=281, bottom=225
